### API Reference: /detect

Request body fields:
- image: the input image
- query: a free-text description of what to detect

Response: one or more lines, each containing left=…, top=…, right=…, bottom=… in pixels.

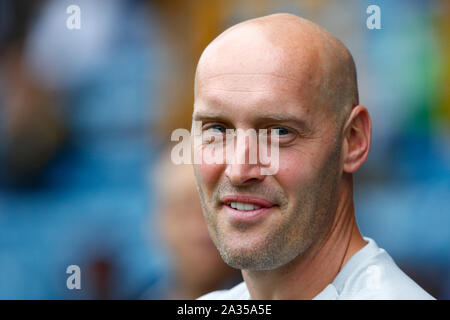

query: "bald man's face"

left=192, top=23, right=344, bottom=270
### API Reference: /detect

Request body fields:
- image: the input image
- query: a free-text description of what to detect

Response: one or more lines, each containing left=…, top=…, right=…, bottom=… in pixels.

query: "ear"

left=342, top=105, right=371, bottom=173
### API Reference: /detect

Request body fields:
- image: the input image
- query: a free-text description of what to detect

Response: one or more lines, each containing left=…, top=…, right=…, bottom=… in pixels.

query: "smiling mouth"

left=221, top=197, right=276, bottom=224
left=221, top=195, right=276, bottom=212
left=225, top=201, right=262, bottom=211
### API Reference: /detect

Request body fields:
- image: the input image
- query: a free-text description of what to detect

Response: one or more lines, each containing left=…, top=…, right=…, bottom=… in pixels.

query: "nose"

left=224, top=134, right=265, bottom=186
left=225, top=162, right=265, bottom=186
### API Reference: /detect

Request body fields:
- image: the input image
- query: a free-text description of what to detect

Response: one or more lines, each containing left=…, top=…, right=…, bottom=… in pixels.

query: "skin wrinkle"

left=193, top=13, right=370, bottom=299
left=204, top=88, right=279, bottom=93
left=199, top=73, right=301, bottom=82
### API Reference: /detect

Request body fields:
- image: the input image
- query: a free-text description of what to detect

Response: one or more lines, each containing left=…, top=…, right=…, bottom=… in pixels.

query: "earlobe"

left=342, top=105, right=371, bottom=173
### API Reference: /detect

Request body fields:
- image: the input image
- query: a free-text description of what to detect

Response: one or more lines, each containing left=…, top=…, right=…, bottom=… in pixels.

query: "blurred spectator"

left=0, top=0, right=66, bottom=187
left=0, top=0, right=162, bottom=299
left=140, top=149, right=241, bottom=299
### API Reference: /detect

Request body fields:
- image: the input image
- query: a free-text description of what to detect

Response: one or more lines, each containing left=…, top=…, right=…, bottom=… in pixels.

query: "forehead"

left=194, top=25, right=324, bottom=120
left=196, top=22, right=320, bottom=79
left=194, top=72, right=321, bottom=125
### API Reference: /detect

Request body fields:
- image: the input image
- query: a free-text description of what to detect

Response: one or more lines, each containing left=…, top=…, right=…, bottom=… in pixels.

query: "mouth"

left=220, top=195, right=276, bottom=223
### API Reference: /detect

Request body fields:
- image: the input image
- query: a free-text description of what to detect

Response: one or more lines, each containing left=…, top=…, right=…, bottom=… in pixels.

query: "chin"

left=217, top=240, right=282, bottom=271
left=218, top=229, right=311, bottom=271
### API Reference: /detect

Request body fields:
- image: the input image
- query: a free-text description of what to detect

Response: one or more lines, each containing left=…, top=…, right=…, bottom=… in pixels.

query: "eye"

left=270, top=127, right=290, bottom=136
left=202, top=124, right=227, bottom=144
left=206, top=124, right=227, bottom=133
left=263, top=126, right=297, bottom=145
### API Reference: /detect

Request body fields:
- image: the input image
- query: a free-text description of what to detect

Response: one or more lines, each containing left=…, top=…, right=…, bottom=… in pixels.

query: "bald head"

left=195, top=13, right=358, bottom=127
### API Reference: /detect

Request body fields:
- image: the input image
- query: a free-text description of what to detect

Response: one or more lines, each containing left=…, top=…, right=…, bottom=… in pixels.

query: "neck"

left=242, top=175, right=367, bottom=299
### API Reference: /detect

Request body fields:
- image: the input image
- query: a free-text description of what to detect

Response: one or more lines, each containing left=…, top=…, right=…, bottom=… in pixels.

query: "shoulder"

left=338, top=238, right=435, bottom=300
left=197, top=281, right=249, bottom=300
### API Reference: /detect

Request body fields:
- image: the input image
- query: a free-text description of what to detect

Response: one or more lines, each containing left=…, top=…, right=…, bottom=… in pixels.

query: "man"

left=191, top=13, right=434, bottom=300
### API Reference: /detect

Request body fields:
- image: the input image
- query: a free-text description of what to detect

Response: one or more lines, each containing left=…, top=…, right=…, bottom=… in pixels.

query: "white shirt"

left=198, top=237, right=435, bottom=300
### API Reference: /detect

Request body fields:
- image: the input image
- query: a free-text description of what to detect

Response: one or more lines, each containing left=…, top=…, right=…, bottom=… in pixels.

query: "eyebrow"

left=192, top=112, right=313, bottom=134
left=193, top=111, right=225, bottom=121
left=256, top=115, right=313, bottom=134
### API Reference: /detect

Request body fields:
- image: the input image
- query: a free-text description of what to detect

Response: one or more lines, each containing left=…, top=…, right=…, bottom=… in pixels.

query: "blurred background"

left=0, top=0, right=448, bottom=299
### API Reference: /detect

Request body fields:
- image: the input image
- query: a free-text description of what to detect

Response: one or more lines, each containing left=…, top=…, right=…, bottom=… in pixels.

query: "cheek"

left=275, top=150, right=318, bottom=193
left=192, top=142, right=227, bottom=193
left=194, top=162, right=224, bottom=195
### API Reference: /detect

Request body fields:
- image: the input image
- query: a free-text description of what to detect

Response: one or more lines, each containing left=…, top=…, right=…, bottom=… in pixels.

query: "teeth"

left=229, top=202, right=261, bottom=211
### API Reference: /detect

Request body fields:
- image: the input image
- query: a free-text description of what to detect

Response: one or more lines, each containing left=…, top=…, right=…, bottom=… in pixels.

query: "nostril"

left=245, top=177, right=261, bottom=184
left=225, top=165, right=266, bottom=186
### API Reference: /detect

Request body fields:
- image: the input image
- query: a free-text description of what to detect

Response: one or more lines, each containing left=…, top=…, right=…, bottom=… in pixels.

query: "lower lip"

left=223, top=204, right=274, bottom=223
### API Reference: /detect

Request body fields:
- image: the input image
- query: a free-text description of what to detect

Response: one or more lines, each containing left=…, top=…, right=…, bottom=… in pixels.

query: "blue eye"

left=210, top=125, right=226, bottom=133
left=272, top=127, right=290, bottom=136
